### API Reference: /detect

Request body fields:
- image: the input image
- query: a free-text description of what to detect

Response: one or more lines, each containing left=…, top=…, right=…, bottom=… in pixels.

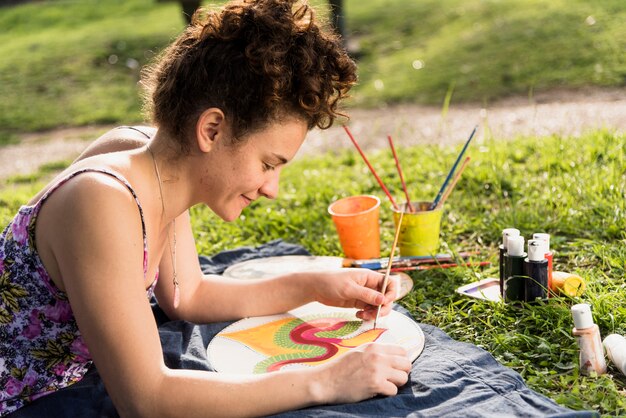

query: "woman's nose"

left=259, top=171, right=280, bottom=200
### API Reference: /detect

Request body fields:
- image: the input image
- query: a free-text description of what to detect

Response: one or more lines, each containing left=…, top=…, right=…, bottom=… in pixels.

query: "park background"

left=1, top=0, right=625, bottom=415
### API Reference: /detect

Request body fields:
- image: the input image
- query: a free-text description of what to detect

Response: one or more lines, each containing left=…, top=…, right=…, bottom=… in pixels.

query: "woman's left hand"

left=312, top=268, right=396, bottom=320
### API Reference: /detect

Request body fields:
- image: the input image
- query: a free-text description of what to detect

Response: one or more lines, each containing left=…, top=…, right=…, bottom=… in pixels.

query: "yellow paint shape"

left=222, top=317, right=302, bottom=357
left=222, top=316, right=387, bottom=365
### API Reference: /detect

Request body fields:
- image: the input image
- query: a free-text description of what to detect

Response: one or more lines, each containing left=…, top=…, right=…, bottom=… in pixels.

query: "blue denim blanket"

left=10, top=240, right=597, bottom=417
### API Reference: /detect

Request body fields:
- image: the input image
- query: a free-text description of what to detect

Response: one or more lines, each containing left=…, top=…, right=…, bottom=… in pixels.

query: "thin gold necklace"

left=147, top=144, right=180, bottom=309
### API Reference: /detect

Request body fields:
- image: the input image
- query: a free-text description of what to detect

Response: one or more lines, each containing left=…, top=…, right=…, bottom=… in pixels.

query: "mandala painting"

left=208, top=302, right=425, bottom=374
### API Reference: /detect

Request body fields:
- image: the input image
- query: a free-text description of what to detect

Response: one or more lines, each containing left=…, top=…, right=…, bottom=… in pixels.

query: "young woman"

left=0, top=0, right=410, bottom=416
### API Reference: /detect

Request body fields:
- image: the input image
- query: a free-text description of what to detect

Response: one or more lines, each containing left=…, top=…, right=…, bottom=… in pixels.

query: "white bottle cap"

left=533, top=233, right=551, bottom=251
left=507, top=235, right=525, bottom=256
left=502, top=228, right=520, bottom=248
left=571, top=303, right=594, bottom=329
left=527, top=239, right=547, bottom=261
left=603, top=334, right=626, bottom=376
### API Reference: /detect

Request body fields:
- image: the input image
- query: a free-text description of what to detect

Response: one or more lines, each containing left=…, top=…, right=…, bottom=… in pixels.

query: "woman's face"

left=200, top=118, right=308, bottom=222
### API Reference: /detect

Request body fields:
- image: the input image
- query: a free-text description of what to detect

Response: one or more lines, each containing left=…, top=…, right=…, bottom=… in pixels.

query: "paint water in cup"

left=392, top=201, right=443, bottom=257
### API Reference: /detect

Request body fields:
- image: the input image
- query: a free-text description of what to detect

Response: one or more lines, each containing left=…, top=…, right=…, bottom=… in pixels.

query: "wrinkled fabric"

left=268, top=320, right=597, bottom=417
left=8, top=240, right=598, bottom=417
left=197, top=239, right=310, bottom=275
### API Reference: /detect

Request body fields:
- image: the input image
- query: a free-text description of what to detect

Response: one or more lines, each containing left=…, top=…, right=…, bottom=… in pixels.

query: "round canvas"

left=223, top=255, right=345, bottom=280
left=208, top=302, right=425, bottom=374
left=222, top=255, right=414, bottom=300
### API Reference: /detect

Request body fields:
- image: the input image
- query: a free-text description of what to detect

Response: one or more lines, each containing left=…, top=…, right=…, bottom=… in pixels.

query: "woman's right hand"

left=311, top=343, right=412, bottom=404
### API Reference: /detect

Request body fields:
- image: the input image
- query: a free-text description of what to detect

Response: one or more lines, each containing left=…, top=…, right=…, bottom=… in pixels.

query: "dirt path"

left=1, top=87, right=625, bottom=181
left=300, top=87, right=626, bottom=157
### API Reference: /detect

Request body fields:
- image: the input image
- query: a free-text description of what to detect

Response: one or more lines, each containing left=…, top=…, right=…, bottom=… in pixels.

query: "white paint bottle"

left=571, top=303, right=607, bottom=376
left=603, top=334, right=626, bottom=377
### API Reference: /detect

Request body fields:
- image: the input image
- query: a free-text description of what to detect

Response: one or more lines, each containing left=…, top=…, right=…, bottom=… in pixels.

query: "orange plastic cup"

left=328, top=195, right=381, bottom=259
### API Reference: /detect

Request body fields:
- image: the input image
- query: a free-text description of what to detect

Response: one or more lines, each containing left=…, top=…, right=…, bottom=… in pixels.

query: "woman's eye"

left=263, top=162, right=276, bottom=172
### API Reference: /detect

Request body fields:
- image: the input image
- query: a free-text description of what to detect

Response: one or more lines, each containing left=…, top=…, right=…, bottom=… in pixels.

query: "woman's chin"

left=218, top=208, right=242, bottom=223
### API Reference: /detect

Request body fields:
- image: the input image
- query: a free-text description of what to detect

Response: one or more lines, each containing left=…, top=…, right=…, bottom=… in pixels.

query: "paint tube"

left=533, top=233, right=553, bottom=296
left=603, top=334, right=626, bottom=377
left=500, top=228, right=520, bottom=298
left=523, top=239, right=549, bottom=301
left=503, top=235, right=526, bottom=303
left=571, top=304, right=607, bottom=376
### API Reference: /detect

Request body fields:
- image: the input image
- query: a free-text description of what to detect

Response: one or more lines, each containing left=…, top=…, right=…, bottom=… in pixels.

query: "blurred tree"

left=178, top=0, right=201, bottom=24
left=328, top=0, right=345, bottom=42
left=156, top=0, right=200, bottom=25
left=163, top=1, right=352, bottom=49
left=328, top=0, right=359, bottom=55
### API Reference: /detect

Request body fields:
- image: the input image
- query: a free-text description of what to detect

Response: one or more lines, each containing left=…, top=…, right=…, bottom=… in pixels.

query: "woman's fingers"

left=355, top=300, right=394, bottom=320
left=320, top=343, right=411, bottom=404
left=364, top=344, right=411, bottom=392
left=378, top=380, right=401, bottom=397
left=354, top=284, right=384, bottom=306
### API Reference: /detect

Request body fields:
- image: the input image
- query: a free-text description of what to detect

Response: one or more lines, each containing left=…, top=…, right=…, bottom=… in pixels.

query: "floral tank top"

left=0, top=169, right=157, bottom=416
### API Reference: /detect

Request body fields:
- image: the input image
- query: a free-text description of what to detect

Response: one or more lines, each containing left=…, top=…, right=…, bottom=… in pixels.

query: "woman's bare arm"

left=42, top=174, right=409, bottom=418
left=154, top=212, right=396, bottom=323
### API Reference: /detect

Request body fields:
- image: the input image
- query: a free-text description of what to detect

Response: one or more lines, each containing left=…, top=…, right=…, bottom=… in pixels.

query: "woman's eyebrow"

left=271, top=153, right=288, bottom=164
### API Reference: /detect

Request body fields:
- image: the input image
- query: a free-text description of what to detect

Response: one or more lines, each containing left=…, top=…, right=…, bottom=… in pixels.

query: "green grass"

left=349, top=0, right=626, bottom=106
left=2, top=129, right=625, bottom=415
left=1, top=0, right=625, bottom=414
left=1, top=0, right=625, bottom=138
left=0, top=0, right=184, bottom=136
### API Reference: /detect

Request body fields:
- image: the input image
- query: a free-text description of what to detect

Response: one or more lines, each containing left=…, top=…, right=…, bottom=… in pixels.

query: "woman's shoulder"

left=73, top=125, right=156, bottom=162
left=27, top=156, right=134, bottom=207
left=38, top=169, right=141, bottom=214
left=27, top=126, right=155, bottom=206
left=32, top=170, right=147, bottom=264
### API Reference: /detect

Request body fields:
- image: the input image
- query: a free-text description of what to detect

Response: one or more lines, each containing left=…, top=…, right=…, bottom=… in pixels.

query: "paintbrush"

left=343, top=251, right=478, bottom=269
left=386, top=261, right=491, bottom=273
left=435, top=156, right=470, bottom=210
left=430, top=125, right=477, bottom=210
left=343, top=126, right=400, bottom=211
left=344, top=253, right=470, bottom=271
left=373, top=211, right=404, bottom=329
left=387, top=134, right=414, bottom=213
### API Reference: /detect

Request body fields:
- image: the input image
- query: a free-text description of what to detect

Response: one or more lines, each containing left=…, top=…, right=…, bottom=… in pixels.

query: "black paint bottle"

left=533, top=233, right=553, bottom=295
left=504, top=235, right=526, bottom=303
left=499, top=228, right=520, bottom=298
left=524, top=239, right=549, bottom=301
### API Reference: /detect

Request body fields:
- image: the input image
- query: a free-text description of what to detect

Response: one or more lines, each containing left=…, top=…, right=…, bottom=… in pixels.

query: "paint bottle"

left=503, top=235, right=526, bottom=303
left=603, top=334, right=626, bottom=377
left=499, top=228, right=520, bottom=298
left=523, top=239, right=548, bottom=301
left=571, top=304, right=607, bottom=376
left=533, top=233, right=553, bottom=296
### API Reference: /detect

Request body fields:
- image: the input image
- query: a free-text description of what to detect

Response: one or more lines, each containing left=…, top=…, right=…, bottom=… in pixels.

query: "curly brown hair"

left=140, top=0, right=357, bottom=152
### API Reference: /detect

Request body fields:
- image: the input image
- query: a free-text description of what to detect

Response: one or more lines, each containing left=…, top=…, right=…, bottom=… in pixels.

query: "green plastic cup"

left=392, top=201, right=443, bottom=256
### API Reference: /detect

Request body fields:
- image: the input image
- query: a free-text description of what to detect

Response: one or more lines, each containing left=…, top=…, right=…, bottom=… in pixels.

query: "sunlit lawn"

left=1, top=0, right=625, bottom=142
left=2, top=129, right=625, bottom=415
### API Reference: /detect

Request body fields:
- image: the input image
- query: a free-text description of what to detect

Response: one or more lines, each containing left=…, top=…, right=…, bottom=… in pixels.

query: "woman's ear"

left=196, top=108, right=226, bottom=153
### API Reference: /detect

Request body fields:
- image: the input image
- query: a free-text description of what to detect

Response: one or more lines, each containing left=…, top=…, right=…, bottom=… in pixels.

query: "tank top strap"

left=35, top=168, right=149, bottom=280
left=115, top=125, right=153, bottom=139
